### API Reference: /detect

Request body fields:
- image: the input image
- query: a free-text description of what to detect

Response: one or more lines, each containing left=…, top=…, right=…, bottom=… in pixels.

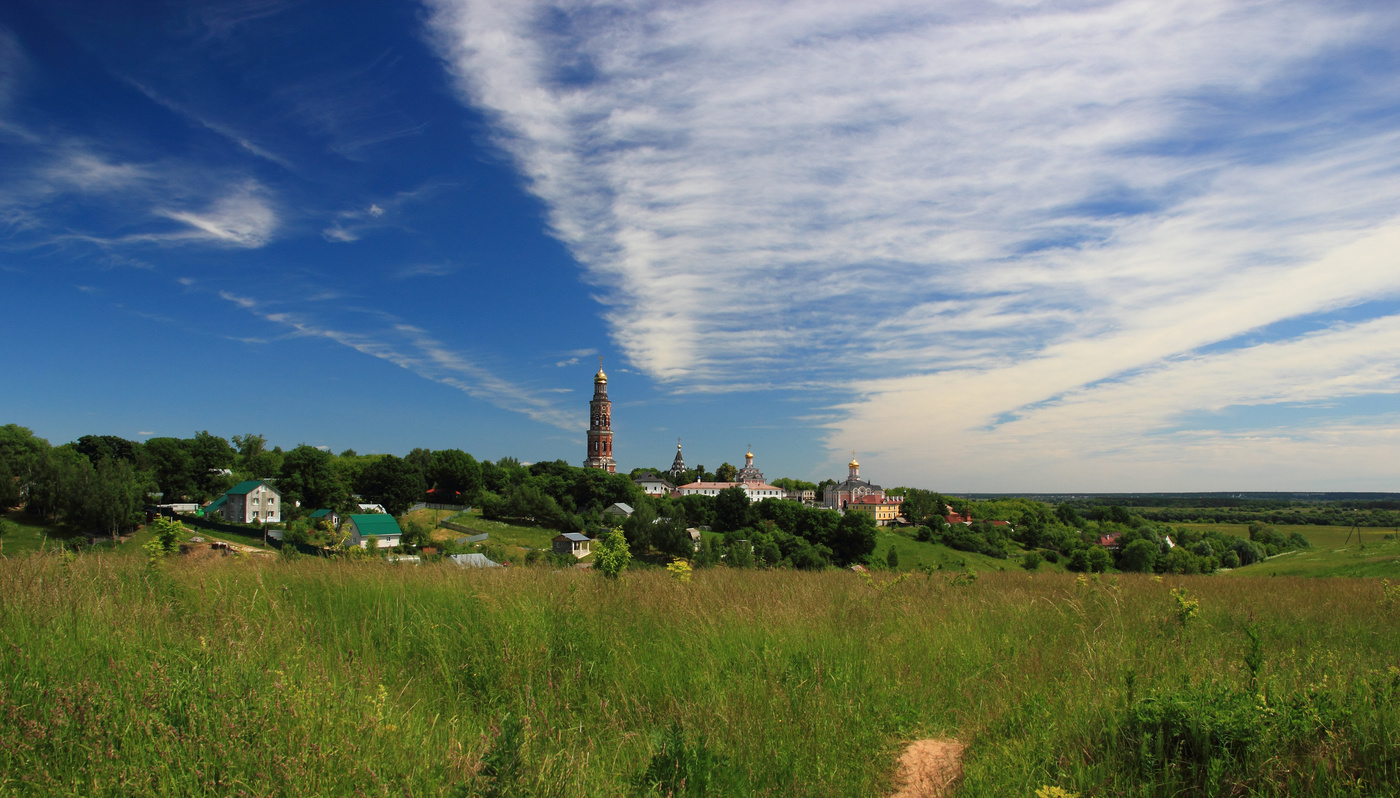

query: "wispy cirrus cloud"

left=219, top=291, right=576, bottom=429
left=427, top=0, right=1400, bottom=488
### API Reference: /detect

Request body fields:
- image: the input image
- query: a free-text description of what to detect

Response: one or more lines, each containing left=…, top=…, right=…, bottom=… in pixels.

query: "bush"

left=1042, top=549, right=1060, bottom=564
left=594, top=529, right=632, bottom=579
left=1021, top=552, right=1042, bottom=571
left=1119, top=539, right=1158, bottom=573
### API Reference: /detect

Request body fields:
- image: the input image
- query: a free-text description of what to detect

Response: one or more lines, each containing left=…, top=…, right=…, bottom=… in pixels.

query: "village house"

left=346, top=513, right=402, bottom=549
left=603, top=502, right=634, bottom=519
left=632, top=472, right=676, bottom=497
left=206, top=480, right=281, bottom=524
left=309, top=508, right=340, bottom=528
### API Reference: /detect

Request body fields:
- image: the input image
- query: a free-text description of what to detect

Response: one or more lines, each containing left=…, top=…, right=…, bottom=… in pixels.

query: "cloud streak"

left=219, top=292, right=576, bottom=430
left=428, top=0, right=1400, bottom=488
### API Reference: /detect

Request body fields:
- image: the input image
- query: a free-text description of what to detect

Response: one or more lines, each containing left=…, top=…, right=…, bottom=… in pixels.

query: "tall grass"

left=1, top=556, right=1396, bottom=796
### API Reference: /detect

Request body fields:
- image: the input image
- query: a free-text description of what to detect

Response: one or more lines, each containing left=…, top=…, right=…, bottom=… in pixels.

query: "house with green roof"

left=309, top=508, right=340, bottom=528
left=347, top=514, right=403, bottom=549
left=207, top=480, right=281, bottom=524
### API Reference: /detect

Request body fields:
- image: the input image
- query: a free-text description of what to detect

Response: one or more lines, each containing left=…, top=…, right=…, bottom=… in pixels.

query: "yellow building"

left=845, top=493, right=902, bottom=526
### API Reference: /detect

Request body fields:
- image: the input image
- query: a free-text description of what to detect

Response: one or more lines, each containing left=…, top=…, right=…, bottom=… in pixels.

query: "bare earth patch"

left=890, top=739, right=965, bottom=798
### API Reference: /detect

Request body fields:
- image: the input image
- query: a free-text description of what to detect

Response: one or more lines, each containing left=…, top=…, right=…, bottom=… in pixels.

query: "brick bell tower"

left=583, top=358, right=616, bottom=473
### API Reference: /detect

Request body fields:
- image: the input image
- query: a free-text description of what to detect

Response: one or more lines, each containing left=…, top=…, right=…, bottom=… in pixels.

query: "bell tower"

left=583, top=358, right=616, bottom=473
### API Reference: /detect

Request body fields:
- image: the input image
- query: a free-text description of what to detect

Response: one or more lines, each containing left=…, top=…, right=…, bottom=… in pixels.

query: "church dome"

left=594, top=368, right=607, bottom=383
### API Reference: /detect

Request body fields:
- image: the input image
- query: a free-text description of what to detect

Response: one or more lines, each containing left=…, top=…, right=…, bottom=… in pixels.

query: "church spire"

left=670, top=437, right=686, bottom=480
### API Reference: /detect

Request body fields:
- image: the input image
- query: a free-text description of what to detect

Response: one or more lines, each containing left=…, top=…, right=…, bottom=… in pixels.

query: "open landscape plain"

left=2, top=546, right=1396, bottom=797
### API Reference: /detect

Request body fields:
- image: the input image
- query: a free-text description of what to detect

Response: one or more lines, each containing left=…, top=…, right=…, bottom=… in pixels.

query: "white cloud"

left=428, top=0, right=1400, bottom=488
left=159, top=182, right=277, bottom=247
left=220, top=293, right=576, bottom=429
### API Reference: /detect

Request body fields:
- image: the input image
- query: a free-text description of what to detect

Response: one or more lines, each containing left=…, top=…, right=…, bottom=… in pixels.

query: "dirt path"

left=890, top=739, right=965, bottom=798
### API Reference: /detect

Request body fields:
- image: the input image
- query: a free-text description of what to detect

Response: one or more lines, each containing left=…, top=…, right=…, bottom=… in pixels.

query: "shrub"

left=1022, top=551, right=1042, bottom=571
left=666, top=559, right=693, bottom=583
left=594, top=529, right=632, bottom=579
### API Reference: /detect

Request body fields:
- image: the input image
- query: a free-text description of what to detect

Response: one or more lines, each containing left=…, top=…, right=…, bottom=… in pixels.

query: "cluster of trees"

left=629, top=486, right=876, bottom=569
left=1062, top=498, right=1400, bottom=528
left=477, top=465, right=876, bottom=568
left=0, top=424, right=527, bottom=531
left=895, top=489, right=1312, bottom=574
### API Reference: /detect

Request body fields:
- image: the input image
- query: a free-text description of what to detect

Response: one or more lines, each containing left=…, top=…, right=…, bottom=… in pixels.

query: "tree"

left=1086, top=546, right=1112, bottom=573
left=594, top=529, right=632, bottom=579
left=189, top=431, right=236, bottom=496
left=75, top=435, right=142, bottom=466
left=621, top=500, right=657, bottom=552
left=1119, top=539, right=1159, bottom=573
left=279, top=445, right=348, bottom=511
left=0, top=424, right=49, bottom=484
left=1055, top=504, right=1084, bottom=528
left=428, top=449, right=482, bottom=504
left=899, top=488, right=945, bottom=525
left=713, top=486, right=751, bottom=532
left=715, top=462, right=737, bottom=482
left=231, top=434, right=267, bottom=462
left=356, top=455, right=427, bottom=516
left=1067, top=548, right=1090, bottom=572
left=886, top=547, right=899, bottom=569
left=0, top=460, right=20, bottom=510
left=830, top=512, right=878, bottom=566
left=143, top=437, right=195, bottom=502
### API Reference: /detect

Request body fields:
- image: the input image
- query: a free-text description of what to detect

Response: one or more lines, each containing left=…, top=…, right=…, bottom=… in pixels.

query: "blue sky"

left=3, top=0, right=1400, bottom=492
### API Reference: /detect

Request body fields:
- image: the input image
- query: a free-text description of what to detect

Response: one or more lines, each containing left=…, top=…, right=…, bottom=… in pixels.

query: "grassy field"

left=431, top=510, right=559, bottom=561
left=1228, top=537, right=1400, bottom=579
left=1171, top=523, right=1392, bottom=549
left=1, top=554, right=1396, bottom=797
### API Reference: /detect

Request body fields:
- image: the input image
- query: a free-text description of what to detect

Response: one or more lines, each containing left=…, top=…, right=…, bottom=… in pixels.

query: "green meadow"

left=1, top=554, right=1396, bottom=797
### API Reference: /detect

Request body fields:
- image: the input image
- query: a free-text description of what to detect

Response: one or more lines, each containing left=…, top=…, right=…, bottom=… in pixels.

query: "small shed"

left=602, top=503, right=634, bottom=519
left=686, top=527, right=702, bottom=551
left=552, top=532, right=592, bottom=558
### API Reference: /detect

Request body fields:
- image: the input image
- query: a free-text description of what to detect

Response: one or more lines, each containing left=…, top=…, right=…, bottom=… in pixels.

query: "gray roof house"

left=552, top=532, right=592, bottom=557
left=602, top=502, right=634, bottom=519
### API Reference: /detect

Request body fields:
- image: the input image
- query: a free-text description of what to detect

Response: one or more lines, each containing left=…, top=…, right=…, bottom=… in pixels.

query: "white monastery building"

left=678, top=449, right=784, bottom=503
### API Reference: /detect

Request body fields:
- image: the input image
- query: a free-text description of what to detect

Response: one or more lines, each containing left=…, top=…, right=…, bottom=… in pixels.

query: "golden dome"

left=848, top=458, right=859, bottom=468
left=594, top=368, right=607, bottom=382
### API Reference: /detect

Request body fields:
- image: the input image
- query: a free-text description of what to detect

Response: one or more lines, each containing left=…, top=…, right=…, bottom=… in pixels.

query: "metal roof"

left=349, top=514, right=401, bottom=537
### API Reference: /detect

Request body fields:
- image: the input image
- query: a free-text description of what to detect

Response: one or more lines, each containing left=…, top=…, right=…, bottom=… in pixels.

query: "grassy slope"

left=1226, top=537, right=1400, bottom=578
left=1171, top=522, right=1390, bottom=548
left=872, top=529, right=1058, bottom=573
left=1, top=557, right=1395, bottom=797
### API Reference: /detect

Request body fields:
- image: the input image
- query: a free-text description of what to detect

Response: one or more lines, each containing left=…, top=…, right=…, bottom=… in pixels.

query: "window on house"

left=252, top=511, right=259, bottom=519
left=252, top=498, right=259, bottom=505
